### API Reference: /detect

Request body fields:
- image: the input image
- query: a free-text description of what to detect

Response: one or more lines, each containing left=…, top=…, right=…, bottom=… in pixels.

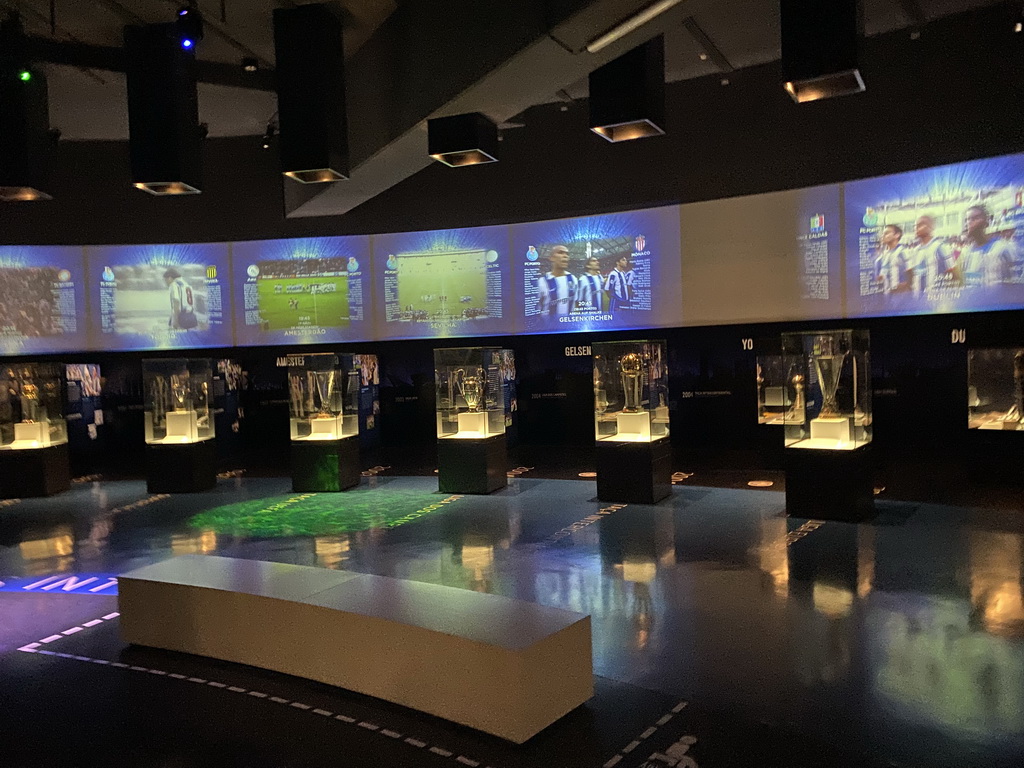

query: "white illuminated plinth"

left=613, top=411, right=651, bottom=441
left=165, top=410, right=198, bottom=442
left=10, top=421, right=48, bottom=449
left=453, top=410, right=489, bottom=438
left=810, top=416, right=851, bottom=444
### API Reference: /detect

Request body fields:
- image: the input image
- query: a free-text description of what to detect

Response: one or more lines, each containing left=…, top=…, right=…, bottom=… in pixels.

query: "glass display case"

left=434, top=347, right=504, bottom=439
left=968, top=347, right=1024, bottom=431
left=288, top=353, right=359, bottom=441
left=143, top=358, right=214, bottom=444
left=592, top=339, right=669, bottom=443
left=782, top=330, right=871, bottom=450
left=757, top=355, right=803, bottom=425
left=0, top=363, right=67, bottom=449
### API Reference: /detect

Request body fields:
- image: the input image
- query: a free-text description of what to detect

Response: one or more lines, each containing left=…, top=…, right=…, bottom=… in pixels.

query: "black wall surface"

left=1, top=4, right=1023, bottom=246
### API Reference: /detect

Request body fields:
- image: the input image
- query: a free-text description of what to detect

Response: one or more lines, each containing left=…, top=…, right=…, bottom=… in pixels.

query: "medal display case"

left=757, top=355, right=802, bottom=425
left=434, top=347, right=506, bottom=494
left=143, top=358, right=216, bottom=493
left=592, top=340, right=671, bottom=504
left=288, top=352, right=361, bottom=492
left=781, top=330, right=873, bottom=521
left=0, top=363, right=70, bottom=497
left=968, top=348, right=1023, bottom=431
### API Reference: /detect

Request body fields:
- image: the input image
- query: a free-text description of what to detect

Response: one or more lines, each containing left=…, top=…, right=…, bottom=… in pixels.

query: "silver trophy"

left=456, top=367, right=485, bottom=412
left=620, top=352, right=643, bottom=413
left=810, top=335, right=847, bottom=419
left=594, top=366, right=609, bottom=416
left=169, top=373, right=189, bottom=412
left=312, top=369, right=336, bottom=418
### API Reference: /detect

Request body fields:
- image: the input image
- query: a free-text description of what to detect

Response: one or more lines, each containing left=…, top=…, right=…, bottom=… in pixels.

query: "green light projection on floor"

left=189, top=488, right=461, bottom=538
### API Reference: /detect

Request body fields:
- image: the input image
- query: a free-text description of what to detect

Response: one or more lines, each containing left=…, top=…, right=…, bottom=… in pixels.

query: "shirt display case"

left=756, top=355, right=801, bottom=425
left=968, top=347, right=1023, bottom=431
left=434, top=347, right=504, bottom=440
left=288, top=353, right=359, bottom=441
left=288, top=352, right=361, bottom=492
left=143, top=358, right=216, bottom=493
left=592, top=340, right=671, bottom=504
left=781, top=330, right=873, bottom=521
left=0, top=363, right=67, bottom=450
left=782, top=330, right=872, bottom=451
left=0, top=363, right=71, bottom=497
left=592, top=339, right=669, bottom=443
left=434, top=347, right=507, bottom=494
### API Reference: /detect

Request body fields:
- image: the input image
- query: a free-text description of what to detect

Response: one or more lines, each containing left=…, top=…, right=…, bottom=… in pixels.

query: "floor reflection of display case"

left=435, top=347, right=506, bottom=494
left=968, top=348, right=1023, bottom=431
left=0, top=363, right=71, bottom=497
left=143, top=358, right=216, bottom=493
left=757, top=355, right=800, bottom=425
left=289, top=352, right=361, bottom=492
left=782, top=330, right=873, bottom=520
left=592, top=339, right=671, bottom=504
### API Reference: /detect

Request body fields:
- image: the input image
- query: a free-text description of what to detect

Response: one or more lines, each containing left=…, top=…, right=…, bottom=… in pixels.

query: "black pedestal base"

left=0, top=442, right=71, bottom=498
left=438, top=434, right=507, bottom=494
left=596, top=438, right=672, bottom=504
left=785, top=445, right=874, bottom=521
left=291, top=436, right=361, bottom=492
left=146, top=440, right=217, bottom=494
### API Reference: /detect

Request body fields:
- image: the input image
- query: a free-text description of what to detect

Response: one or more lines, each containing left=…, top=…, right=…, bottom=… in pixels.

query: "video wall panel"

left=0, top=246, right=87, bottom=356
left=2, top=151, right=1023, bottom=357
left=85, top=243, right=232, bottom=350
left=845, top=154, right=1024, bottom=318
left=514, top=206, right=683, bottom=334
left=232, top=236, right=372, bottom=347
left=374, top=225, right=510, bottom=339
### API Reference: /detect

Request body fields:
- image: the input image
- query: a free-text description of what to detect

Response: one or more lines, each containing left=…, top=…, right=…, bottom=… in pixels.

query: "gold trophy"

left=620, top=352, right=643, bottom=413
left=456, top=367, right=485, bottom=412
left=810, top=335, right=847, bottom=419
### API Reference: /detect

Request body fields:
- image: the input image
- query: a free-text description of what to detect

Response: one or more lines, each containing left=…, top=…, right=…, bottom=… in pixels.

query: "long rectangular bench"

left=118, top=555, right=593, bottom=743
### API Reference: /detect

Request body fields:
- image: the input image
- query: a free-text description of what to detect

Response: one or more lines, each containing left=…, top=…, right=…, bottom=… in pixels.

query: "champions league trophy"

left=456, top=367, right=485, bottom=412
left=312, top=369, right=336, bottom=418
left=810, top=335, right=847, bottom=419
left=619, top=352, right=643, bottom=414
left=169, top=373, right=189, bottom=412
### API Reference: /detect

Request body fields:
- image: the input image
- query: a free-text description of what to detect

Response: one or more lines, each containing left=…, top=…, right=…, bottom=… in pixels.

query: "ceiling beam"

left=25, top=36, right=276, bottom=91
left=681, top=16, right=734, bottom=72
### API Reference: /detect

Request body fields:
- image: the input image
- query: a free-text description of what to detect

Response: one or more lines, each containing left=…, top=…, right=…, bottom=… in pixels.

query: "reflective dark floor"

left=1, top=470, right=1022, bottom=768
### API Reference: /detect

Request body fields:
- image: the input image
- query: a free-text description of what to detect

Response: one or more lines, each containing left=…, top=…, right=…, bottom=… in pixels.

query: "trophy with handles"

left=456, top=367, right=485, bottom=412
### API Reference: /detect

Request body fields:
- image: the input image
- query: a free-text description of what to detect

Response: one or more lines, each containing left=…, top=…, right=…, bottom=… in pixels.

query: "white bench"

left=118, top=555, right=593, bottom=743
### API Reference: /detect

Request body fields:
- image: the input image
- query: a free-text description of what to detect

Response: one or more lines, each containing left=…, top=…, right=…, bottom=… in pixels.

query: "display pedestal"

left=291, top=435, right=361, bottom=492
left=785, top=444, right=873, bottom=521
left=0, top=443, right=71, bottom=498
left=596, top=437, right=671, bottom=504
left=146, top=439, right=217, bottom=493
left=438, top=434, right=507, bottom=494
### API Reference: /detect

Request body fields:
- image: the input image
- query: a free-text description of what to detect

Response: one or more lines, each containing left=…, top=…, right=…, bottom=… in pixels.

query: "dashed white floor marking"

left=17, top=617, right=500, bottom=768
left=604, top=701, right=688, bottom=768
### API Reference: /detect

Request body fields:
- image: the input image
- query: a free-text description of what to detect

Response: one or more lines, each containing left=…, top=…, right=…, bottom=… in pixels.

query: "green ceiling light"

left=18, top=70, right=31, bottom=82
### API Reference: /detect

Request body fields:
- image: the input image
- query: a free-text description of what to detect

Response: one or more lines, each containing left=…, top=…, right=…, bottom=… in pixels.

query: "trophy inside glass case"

left=592, top=340, right=669, bottom=443
left=434, top=347, right=505, bottom=439
left=143, top=358, right=214, bottom=444
left=288, top=352, right=359, bottom=440
left=757, top=355, right=804, bottom=425
left=0, top=363, right=67, bottom=449
left=968, top=347, right=1024, bottom=431
left=782, top=330, right=871, bottom=450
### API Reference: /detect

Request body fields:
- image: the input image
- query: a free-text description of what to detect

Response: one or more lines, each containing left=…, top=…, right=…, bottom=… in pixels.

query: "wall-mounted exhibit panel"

left=680, top=184, right=843, bottom=326
left=514, top=207, right=682, bottom=335
left=86, top=243, right=232, bottom=351
left=232, top=236, right=372, bottom=347
left=0, top=246, right=88, bottom=356
left=375, top=226, right=510, bottom=340
left=845, top=154, right=1024, bottom=319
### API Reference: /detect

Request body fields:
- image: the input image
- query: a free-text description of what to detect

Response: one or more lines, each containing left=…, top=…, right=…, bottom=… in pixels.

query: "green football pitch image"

left=396, top=250, right=488, bottom=316
left=256, top=276, right=350, bottom=330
